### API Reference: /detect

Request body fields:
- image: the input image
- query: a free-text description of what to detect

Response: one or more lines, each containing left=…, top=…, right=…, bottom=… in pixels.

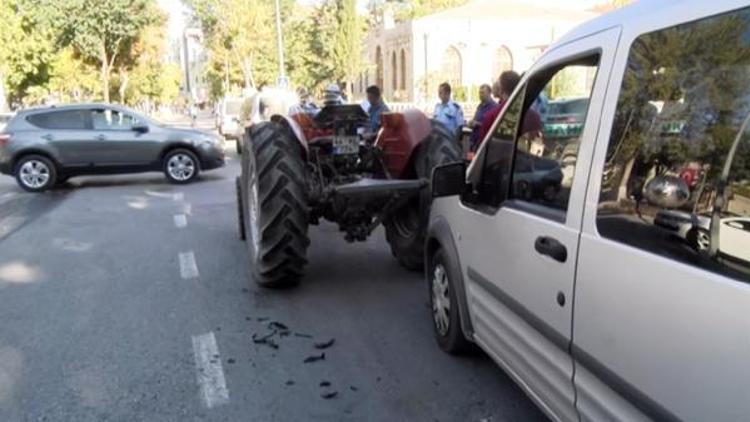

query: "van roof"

left=554, top=0, right=748, bottom=48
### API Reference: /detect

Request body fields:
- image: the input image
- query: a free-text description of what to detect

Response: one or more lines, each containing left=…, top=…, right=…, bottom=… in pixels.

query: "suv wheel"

left=429, top=248, right=472, bottom=354
left=164, top=149, right=200, bottom=184
left=15, top=155, right=57, bottom=192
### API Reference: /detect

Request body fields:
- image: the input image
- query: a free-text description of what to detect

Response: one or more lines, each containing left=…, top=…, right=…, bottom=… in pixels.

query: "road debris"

left=350, top=386, right=358, bottom=392
left=303, top=353, right=326, bottom=363
left=314, top=338, right=335, bottom=349
left=319, top=381, right=331, bottom=387
left=294, top=332, right=312, bottom=338
left=285, top=380, right=295, bottom=386
left=321, top=391, right=338, bottom=399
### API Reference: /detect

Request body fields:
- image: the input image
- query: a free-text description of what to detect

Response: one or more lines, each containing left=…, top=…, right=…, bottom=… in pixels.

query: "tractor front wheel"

left=385, top=122, right=461, bottom=271
left=242, top=122, right=310, bottom=287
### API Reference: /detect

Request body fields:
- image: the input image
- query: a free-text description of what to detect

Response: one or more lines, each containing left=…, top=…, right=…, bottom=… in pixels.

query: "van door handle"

left=41, top=134, right=54, bottom=141
left=96, top=134, right=107, bottom=141
left=534, top=236, right=567, bottom=263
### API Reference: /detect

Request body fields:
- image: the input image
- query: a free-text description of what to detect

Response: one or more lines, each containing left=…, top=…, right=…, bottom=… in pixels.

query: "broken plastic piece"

left=303, top=353, right=325, bottom=363
left=314, top=338, right=335, bottom=349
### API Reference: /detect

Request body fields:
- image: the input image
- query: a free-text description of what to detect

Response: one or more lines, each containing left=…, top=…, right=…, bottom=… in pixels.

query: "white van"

left=218, top=97, right=244, bottom=140
left=426, top=1, right=750, bottom=421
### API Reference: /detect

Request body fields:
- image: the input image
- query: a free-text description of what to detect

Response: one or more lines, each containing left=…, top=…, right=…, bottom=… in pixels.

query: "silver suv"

left=427, top=1, right=750, bottom=421
left=0, top=103, right=226, bottom=192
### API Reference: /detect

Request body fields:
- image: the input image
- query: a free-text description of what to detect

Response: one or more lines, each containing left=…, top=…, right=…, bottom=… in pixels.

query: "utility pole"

left=274, top=0, right=287, bottom=88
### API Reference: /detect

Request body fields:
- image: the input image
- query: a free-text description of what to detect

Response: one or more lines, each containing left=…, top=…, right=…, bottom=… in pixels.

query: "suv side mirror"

left=132, top=124, right=149, bottom=133
left=432, top=162, right=468, bottom=198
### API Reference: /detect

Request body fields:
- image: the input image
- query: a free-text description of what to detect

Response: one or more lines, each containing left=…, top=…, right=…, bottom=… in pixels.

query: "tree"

left=0, top=0, right=57, bottom=107
left=331, top=0, right=366, bottom=95
left=368, top=0, right=467, bottom=24
left=188, top=0, right=276, bottom=91
left=56, top=0, right=159, bottom=102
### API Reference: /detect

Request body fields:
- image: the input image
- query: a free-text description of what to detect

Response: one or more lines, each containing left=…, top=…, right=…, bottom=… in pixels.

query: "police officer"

left=433, top=82, right=465, bottom=132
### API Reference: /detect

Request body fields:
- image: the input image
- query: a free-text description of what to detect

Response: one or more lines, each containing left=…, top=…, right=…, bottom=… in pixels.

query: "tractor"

left=235, top=100, right=461, bottom=287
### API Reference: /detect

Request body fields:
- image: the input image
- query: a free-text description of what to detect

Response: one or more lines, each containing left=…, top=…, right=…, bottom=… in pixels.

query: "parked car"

left=654, top=209, right=750, bottom=263
left=0, top=103, right=225, bottom=192
left=425, top=1, right=750, bottom=421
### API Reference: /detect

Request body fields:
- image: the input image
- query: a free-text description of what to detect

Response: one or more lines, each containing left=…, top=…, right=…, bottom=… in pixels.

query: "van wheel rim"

left=20, top=160, right=50, bottom=188
left=167, top=154, right=195, bottom=181
left=432, top=263, right=451, bottom=336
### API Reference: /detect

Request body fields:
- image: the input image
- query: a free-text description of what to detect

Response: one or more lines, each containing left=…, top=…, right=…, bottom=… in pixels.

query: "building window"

left=441, top=46, right=462, bottom=88
left=400, top=49, right=406, bottom=90
left=375, top=46, right=383, bottom=89
left=492, top=46, right=514, bottom=78
left=391, top=51, right=398, bottom=92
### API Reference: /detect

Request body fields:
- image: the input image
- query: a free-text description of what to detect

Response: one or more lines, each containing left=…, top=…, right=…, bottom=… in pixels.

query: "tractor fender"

left=270, top=114, right=309, bottom=156
left=375, top=109, right=432, bottom=178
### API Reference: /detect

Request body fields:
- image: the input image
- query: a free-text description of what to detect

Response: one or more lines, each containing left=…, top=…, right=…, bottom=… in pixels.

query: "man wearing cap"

left=433, top=82, right=465, bottom=133
left=323, top=83, right=344, bottom=106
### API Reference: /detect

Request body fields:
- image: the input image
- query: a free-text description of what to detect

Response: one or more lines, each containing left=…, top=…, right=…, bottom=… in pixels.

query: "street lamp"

left=274, top=0, right=288, bottom=88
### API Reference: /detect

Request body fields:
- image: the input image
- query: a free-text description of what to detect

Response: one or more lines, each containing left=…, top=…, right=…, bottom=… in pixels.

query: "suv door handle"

left=534, top=236, right=567, bottom=263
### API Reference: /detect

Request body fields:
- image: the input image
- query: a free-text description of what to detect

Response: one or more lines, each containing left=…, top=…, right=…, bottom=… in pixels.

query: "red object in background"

left=679, top=166, right=700, bottom=188
left=0, top=134, right=10, bottom=147
left=375, top=110, right=432, bottom=178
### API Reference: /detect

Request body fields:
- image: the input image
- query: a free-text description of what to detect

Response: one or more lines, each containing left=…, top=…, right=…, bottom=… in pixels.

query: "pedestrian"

left=477, top=70, right=542, bottom=146
left=289, top=87, right=319, bottom=116
left=433, top=82, right=465, bottom=133
left=323, top=83, right=344, bottom=107
left=469, top=84, right=496, bottom=149
left=365, top=85, right=389, bottom=134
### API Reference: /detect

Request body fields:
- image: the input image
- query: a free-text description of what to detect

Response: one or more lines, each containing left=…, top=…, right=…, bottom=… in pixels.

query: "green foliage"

left=367, top=0, right=467, bottom=25
left=0, top=0, right=57, bottom=105
left=55, top=0, right=159, bottom=102
left=187, top=0, right=276, bottom=93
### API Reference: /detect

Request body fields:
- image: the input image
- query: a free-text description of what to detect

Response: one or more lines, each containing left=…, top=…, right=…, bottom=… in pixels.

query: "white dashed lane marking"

left=174, top=214, right=188, bottom=228
left=178, top=251, right=199, bottom=279
left=191, top=332, right=230, bottom=408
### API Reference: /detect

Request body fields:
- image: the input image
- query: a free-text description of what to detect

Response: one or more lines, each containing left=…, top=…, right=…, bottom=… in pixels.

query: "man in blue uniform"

left=366, top=85, right=389, bottom=133
left=433, top=82, right=465, bottom=133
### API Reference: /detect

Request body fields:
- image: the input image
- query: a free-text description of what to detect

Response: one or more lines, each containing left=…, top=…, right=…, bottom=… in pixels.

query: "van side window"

left=468, top=85, right=526, bottom=209
left=597, top=6, right=750, bottom=282
left=510, top=57, right=599, bottom=218
left=466, top=55, right=600, bottom=218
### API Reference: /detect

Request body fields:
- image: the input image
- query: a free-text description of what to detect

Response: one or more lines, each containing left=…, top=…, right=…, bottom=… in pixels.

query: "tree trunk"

left=616, top=156, right=637, bottom=203
left=0, top=70, right=8, bottom=112
left=119, top=69, right=129, bottom=103
left=100, top=41, right=110, bottom=103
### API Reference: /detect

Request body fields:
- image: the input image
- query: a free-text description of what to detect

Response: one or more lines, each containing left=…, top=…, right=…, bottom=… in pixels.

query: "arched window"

left=492, top=46, right=513, bottom=78
left=441, top=46, right=462, bottom=88
left=375, top=46, right=383, bottom=89
left=391, top=51, right=397, bottom=92
left=400, top=49, right=406, bottom=90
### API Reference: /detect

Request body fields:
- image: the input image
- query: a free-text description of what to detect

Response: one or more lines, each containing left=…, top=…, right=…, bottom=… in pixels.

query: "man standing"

left=433, top=82, right=465, bottom=133
left=469, top=84, right=496, bottom=148
left=478, top=70, right=541, bottom=144
left=366, top=85, right=389, bottom=133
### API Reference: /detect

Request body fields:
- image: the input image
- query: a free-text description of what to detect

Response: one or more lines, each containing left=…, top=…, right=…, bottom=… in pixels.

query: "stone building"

left=355, top=0, right=597, bottom=104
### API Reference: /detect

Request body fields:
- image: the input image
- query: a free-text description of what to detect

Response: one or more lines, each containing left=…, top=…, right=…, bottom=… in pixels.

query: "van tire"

left=429, top=248, right=472, bottom=354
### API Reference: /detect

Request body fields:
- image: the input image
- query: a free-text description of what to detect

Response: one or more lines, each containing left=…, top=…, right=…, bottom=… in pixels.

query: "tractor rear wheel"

left=385, top=121, right=461, bottom=271
left=242, top=122, right=310, bottom=287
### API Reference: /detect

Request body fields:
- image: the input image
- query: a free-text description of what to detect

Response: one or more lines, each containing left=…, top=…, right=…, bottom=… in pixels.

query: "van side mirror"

left=432, top=162, right=468, bottom=198
left=132, top=124, right=149, bottom=133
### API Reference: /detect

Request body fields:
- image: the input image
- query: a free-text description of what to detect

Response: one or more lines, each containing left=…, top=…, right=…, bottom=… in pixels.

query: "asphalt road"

left=0, top=115, right=544, bottom=422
